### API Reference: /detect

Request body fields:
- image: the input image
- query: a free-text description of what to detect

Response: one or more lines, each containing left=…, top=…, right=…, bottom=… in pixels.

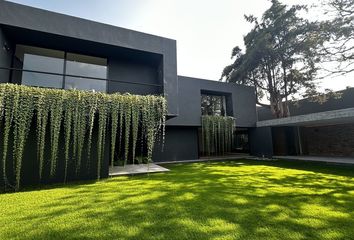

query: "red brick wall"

left=301, top=124, right=354, bottom=157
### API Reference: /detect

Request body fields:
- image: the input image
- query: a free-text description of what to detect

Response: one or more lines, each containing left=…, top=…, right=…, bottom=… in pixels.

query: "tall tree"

left=319, top=0, right=354, bottom=75
left=221, top=0, right=323, bottom=118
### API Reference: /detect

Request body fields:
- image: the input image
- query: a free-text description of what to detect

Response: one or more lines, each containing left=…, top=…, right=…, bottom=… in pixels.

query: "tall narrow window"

left=15, top=45, right=64, bottom=88
left=65, top=53, right=107, bottom=92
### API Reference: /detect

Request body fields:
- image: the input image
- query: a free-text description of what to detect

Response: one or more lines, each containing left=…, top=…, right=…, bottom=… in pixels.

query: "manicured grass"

left=1, top=160, right=354, bottom=240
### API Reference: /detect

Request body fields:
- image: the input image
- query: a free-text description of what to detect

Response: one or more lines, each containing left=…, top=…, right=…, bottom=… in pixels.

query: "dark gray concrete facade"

left=0, top=26, right=13, bottom=83
left=249, top=127, right=273, bottom=158
left=1, top=0, right=353, bottom=179
left=0, top=0, right=177, bottom=114
left=167, top=76, right=257, bottom=127
left=0, top=1, right=258, bottom=167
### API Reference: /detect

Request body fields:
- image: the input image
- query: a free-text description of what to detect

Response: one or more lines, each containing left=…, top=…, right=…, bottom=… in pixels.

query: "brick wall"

left=301, top=124, right=354, bottom=157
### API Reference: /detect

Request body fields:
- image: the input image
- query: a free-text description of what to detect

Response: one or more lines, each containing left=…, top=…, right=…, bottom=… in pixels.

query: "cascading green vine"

left=35, top=90, right=49, bottom=181
left=2, top=85, right=19, bottom=189
left=63, top=96, right=74, bottom=183
left=12, top=88, right=34, bottom=190
left=123, top=98, right=131, bottom=165
left=201, top=115, right=235, bottom=156
left=49, top=90, right=64, bottom=177
left=86, top=93, right=98, bottom=171
left=0, top=83, right=167, bottom=191
left=75, top=94, right=88, bottom=176
left=110, top=95, right=119, bottom=168
left=97, top=93, right=109, bottom=179
left=130, top=96, right=140, bottom=165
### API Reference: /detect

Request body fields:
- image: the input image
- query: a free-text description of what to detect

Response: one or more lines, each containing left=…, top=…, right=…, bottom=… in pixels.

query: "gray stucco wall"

left=108, top=59, right=161, bottom=95
left=153, top=127, right=199, bottom=162
left=0, top=27, right=13, bottom=83
left=0, top=0, right=178, bottom=115
left=167, top=76, right=257, bottom=127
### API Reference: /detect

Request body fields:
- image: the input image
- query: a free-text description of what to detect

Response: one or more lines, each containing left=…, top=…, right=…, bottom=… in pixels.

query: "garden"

left=1, top=159, right=353, bottom=240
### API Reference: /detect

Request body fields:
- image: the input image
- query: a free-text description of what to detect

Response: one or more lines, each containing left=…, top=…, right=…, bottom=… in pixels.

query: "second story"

left=0, top=1, right=257, bottom=127
left=0, top=0, right=178, bottom=115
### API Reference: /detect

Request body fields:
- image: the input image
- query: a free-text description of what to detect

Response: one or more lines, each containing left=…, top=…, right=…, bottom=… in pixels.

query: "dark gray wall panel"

left=249, top=127, right=273, bottom=158
left=167, top=76, right=257, bottom=127
left=0, top=27, right=13, bottom=83
left=153, top=127, right=199, bottom=162
left=108, top=58, right=161, bottom=95
left=0, top=1, right=178, bottom=115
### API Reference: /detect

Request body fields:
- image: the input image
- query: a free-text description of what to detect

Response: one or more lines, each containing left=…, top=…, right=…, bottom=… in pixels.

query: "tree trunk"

left=270, top=94, right=289, bottom=118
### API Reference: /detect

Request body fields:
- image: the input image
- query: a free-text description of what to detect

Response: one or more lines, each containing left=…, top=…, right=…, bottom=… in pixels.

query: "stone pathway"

left=109, top=163, right=170, bottom=177
left=274, top=155, right=354, bottom=165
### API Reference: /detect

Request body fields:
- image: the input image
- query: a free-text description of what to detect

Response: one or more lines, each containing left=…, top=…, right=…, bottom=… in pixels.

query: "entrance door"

left=234, top=128, right=250, bottom=153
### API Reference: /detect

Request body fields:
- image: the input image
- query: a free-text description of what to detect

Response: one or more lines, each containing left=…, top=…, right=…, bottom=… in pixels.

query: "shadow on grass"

left=1, top=159, right=354, bottom=239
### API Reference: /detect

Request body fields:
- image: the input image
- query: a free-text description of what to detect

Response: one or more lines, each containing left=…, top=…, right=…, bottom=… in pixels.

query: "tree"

left=319, top=0, right=354, bottom=75
left=221, top=0, right=324, bottom=118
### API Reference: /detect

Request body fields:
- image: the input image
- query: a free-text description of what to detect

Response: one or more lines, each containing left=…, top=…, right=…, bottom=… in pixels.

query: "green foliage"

left=48, top=90, right=64, bottom=177
left=201, top=115, right=235, bottom=156
left=13, top=88, right=34, bottom=191
left=221, top=0, right=324, bottom=118
left=3, top=160, right=354, bottom=239
left=0, top=83, right=167, bottom=190
left=318, top=0, right=354, bottom=74
left=35, top=90, right=49, bottom=181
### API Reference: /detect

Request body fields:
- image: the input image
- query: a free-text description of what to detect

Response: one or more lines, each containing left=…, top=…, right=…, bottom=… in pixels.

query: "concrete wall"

left=167, top=76, right=257, bottom=127
left=249, top=127, right=273, bottom=158
left=153, top=127, right=199, bottom=162
left=108, top=59, right=161, bottom=95
left=258, top=88, right=354, bottom=121
left=0, top=27, right=13, bottom=83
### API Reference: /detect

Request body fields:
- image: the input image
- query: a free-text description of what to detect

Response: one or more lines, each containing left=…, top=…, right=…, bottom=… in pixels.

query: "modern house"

left=256, top=88, right=354, bottom=158
left=0, top=1, right=353, bottom=187
left=0, top=1, right=257, bottom=184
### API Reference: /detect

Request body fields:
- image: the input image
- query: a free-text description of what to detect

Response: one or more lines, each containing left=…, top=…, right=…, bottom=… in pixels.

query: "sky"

left=7, top=0, right=354, bottom=94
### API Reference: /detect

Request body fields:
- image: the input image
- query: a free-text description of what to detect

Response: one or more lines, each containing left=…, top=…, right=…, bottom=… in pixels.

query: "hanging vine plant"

left=201, top=115, right=235, bottom=156
left=0, top=83, right=167, bottom=191
left=12, top=87, right=34, bottom=190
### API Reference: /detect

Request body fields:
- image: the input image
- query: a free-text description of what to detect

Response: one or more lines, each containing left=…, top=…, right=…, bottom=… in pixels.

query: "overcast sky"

left=7, top=0, right=354, bottom=93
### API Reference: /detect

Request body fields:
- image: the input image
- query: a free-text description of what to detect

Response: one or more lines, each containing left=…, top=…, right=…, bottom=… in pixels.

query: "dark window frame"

left=13, top=44, right=108, bottom=92
left=200, top=90, right=233, bottom=117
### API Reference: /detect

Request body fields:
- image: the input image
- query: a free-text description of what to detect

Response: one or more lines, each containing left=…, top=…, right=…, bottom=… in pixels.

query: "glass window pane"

left=22, top=72, right=63, bottom=89
left=65, top=77, right=106, bottom=92
left=65, top=53, right=107, bottom=92
left=201, top=94, right=227, bottom=116
left=66, top=53, right=107, bottom=78
left=15, top=45, right=64, bottom=88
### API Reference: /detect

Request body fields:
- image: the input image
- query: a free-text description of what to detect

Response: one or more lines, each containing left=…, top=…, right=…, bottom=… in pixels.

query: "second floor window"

left=14, top=45, right=107, bottom=92
left=201, top=94, right=227, bottom=116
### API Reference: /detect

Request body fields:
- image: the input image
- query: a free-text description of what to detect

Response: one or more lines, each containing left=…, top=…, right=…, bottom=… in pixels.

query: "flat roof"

left=257, top=107, right=354, bottom=127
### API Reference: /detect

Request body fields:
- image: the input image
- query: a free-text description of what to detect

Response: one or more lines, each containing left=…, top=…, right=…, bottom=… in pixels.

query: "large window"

left=201, top=94, right=227, bottom=116
left=14, top=45, right=107, bottom=92
left=65, top=53, right=107, bottom=92
left=15, top=45, right=65, bottom=89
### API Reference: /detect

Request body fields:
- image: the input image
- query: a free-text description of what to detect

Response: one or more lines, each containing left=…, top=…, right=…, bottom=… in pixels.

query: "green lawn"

left=1, top=160, right=354, bottom=240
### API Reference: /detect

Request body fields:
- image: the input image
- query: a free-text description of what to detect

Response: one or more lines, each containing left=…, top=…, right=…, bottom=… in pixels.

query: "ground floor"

left=153, top=126, right=251, bottom=162
left=1, top=159, right=353, bottom=240
left=271, top=123, right=354, bottom=158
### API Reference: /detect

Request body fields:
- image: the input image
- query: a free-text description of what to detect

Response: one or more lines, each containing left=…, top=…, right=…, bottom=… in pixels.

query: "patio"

left=109, top=164, right=170, bottom=176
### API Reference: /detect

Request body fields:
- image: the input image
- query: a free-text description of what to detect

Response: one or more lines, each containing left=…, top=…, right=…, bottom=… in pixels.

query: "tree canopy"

left=221, top=0, right=326, bottom=118
left=319, top=0, right=354, bottom=75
